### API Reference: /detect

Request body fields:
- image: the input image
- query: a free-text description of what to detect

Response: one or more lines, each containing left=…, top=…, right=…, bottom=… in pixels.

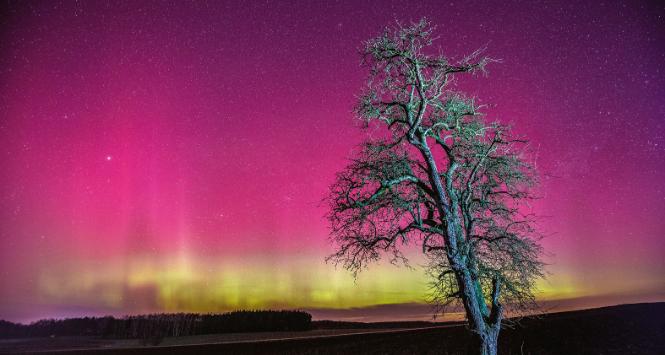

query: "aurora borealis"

left=1, top=0, right=664, bottom=323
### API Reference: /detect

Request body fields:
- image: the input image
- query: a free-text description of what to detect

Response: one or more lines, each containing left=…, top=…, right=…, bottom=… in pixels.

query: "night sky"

left=1, top=0, right=664, bottom=323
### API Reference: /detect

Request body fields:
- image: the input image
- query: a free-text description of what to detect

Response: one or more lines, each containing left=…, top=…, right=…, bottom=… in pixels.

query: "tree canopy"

left=326, top=18, right=544, bottom=354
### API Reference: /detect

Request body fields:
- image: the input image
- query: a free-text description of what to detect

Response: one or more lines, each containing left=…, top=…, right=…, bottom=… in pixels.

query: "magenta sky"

left=1, top=1, right=664, bottom=323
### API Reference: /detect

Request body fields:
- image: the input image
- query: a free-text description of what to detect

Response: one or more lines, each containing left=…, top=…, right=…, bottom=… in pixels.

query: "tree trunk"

left=469, top=327, right=499, bottom=355
left=417, top=138, right=503, bottom=355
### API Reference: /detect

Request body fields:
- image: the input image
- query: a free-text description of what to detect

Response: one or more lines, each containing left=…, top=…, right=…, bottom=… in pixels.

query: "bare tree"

left=326, top=19, right=544, bottom=355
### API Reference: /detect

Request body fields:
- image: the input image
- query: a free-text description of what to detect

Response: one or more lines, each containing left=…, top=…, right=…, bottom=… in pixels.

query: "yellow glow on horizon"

left=37, top=252, right=431, bottom=313
left=40, top=250, right=651, bottom=317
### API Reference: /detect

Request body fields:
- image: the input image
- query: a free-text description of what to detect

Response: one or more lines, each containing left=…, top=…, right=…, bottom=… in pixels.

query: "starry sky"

left=1, top=0, right=664, bottom=323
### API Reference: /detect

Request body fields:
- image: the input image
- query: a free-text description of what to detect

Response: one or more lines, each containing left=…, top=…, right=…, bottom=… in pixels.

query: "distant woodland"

left=0, top=310, right=311, bottom=343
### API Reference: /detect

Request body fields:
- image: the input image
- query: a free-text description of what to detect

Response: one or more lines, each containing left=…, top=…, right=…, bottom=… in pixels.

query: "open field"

left=1, top=303, right=663, bottom=354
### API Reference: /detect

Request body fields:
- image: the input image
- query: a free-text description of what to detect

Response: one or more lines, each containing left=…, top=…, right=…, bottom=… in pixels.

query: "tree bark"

left=467, top=327, right=499, bottom=355
left=416, top=136, right=503, bottom=355
left=482, top=331, right=499, bottom=355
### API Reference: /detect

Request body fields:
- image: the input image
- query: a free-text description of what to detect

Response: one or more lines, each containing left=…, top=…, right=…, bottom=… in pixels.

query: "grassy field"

left=1, top=303, right=663, bottom=354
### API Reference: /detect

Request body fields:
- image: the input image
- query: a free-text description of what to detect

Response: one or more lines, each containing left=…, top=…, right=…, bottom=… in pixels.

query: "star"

left=106, top=155, right=112, bottom=161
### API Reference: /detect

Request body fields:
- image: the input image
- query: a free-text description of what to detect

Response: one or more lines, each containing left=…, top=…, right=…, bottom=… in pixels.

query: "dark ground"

left=1, top=303, right=663, bottom=354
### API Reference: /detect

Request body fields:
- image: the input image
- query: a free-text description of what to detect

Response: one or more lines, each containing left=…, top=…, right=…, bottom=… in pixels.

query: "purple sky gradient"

left=1, top=0, right=664, bottom=322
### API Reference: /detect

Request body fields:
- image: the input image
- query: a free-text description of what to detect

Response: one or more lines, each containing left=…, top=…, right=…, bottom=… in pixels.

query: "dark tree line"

left=0, top=310, right=311, bottom=342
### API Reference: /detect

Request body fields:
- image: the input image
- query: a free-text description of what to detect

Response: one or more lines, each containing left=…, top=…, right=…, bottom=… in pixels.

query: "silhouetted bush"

left=0, top=310, right=312, bottom=340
